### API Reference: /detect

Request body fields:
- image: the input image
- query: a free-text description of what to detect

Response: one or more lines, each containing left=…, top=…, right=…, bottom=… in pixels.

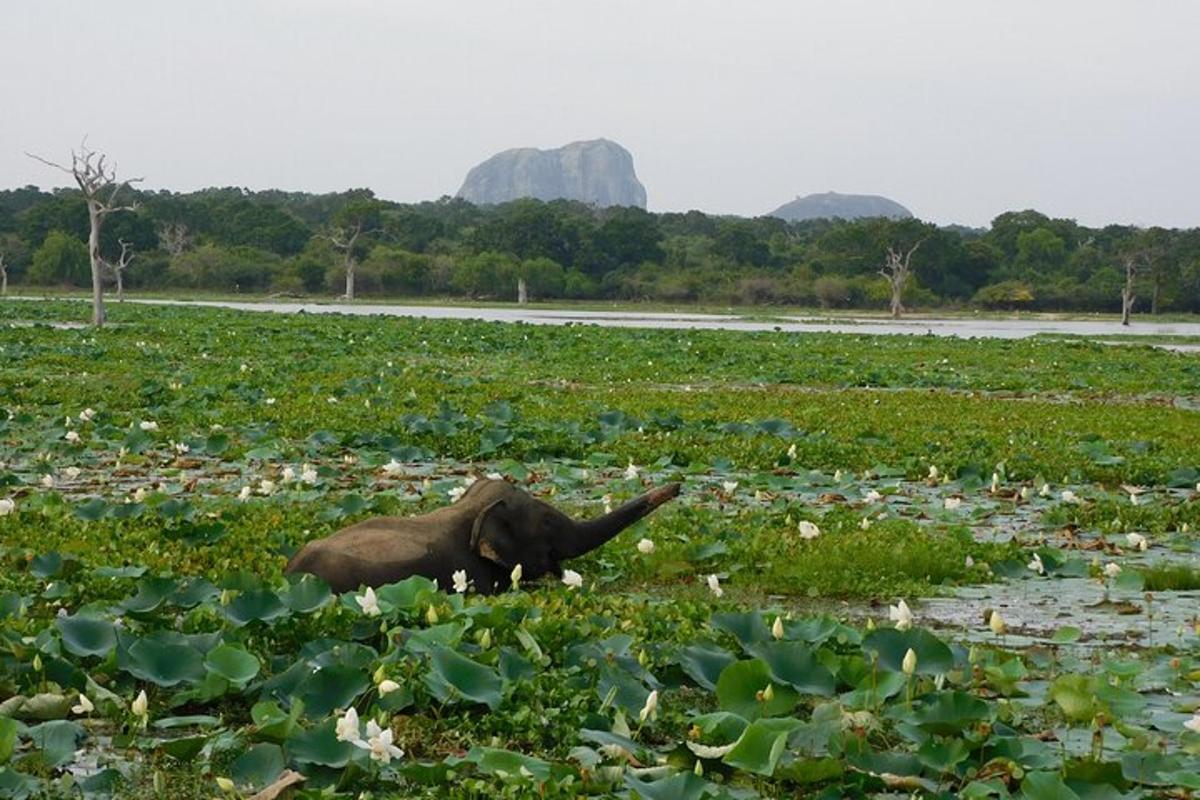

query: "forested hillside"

left=1, top=185, right=1197, bottom=312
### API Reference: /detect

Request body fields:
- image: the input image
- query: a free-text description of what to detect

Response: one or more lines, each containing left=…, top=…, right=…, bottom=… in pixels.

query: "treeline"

left=2, top=184, right=1198, bottom=312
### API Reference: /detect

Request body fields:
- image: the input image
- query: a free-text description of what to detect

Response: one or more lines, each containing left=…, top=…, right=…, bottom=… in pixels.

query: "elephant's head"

left=468, top=480, right=681, bottom=578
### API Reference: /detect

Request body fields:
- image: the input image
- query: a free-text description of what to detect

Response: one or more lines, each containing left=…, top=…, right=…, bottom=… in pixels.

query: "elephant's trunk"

left=557, top=483, right=681, bottom=560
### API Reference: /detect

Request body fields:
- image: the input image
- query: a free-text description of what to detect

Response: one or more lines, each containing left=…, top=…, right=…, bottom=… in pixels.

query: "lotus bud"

left=216, top=777, right=236, bottom=793
left=694, top=759, right=703, bottom=776
left=510, top=563, right=523, bottom=590
left=425, top=604, right=439, bottom=625
left=762, top=683, right=775, bottom=702
left=772, top=616, right=785, bottom=640
left=32, top=653, right=42, bottom=672
left=373, top=664, right=387, bottom=684
left=478, top=628, right=492, bottom=650
left=902, top=648, right=918, bottom=676
left=153, top=770, right=164, bottom=794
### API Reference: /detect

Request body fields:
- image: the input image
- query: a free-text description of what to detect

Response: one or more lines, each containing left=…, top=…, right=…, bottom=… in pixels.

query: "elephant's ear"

left=470, top=499, right=519, bottom=567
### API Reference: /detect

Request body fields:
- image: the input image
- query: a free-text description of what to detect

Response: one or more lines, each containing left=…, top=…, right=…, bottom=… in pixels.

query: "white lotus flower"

left=265, top=397, right=276, bottom=405
left=889, top=599, right=914, bottom=631
left=0, top=498, right=14, bottom=516
left=1027, top=553, right=1045, bottom=575
left=64, top=466, right=81, bottom=479
left=636, top=538, right=655, bottom=554
left=447, top=485, right=466, bottom=502
left=991, top=473, right=1000, bottom=492
left=1125, top=533, right=1148, bottom=551
left=771, top=616, right=785, bottom=639
left=64, top=430, right=81, bottom=444
left=639, top=690, right=658, bottom=723
left=41, top=474, right=54, bottom=489
left=624, top=462, right=640, bottom=480
left=686, top=740, right=738, bottom=759
left=798, top=520, right=820, bottom=540
left=259, top=479, right=276, bottom=496
left=964, top=555, right=975, bottom=568
left=237, top=486, right=252, bottom=502
left=602, top=494, right=613, bottom=514
left=1020, top=486, right=1031, bottom=501
left=902, top=648, right=918, bottom=676
left=561, top=569, right=583, bottom=589
left=133, top=487, right=147, bottom=503
left=71, top=693, right=94, bottom=715
left=860, top=517, right=871, bottom=530
left=301, top=464, right=318, bottom=484
left=282, top=466, right=297, bottom=483
left=722, top=481, right=738, bottom=493
left=1040, top=483, right=1052, bottom=497
left=943, top=496, right=962, bottom=510
left=1184, top=713, right=1200, bottom=733
left=356, top=587, right=381, bottom=617
left=1103, top=562, right=1122, bottom=579
left=452, top=569, right=469, bottom=594
left=786, top=444, right=797, bottom=459
left=485, top=472, right=503, bottom=481
left=865, top=489, right=883, bottom=503
left=356, top=721, right=404, bottom=764
left=78, top=408, right=96, bottom=423
left=988, top=610, right=1006, bottom=635
left=833, top=469, right=843, bottom=482
left=381, top=459, right=404, bottom=477
left=131, top=689, right=148, bottom=720
left=335, top=707, right=362, bottom=743
left=706, top=574, right=724, bottom=597
left=1061, top=490, right=1080, bottom=504
left=928, top=465, right=939, bottom=480
left=139, top=421, right=158, bottom=432
left=378, top=680, right=401, bottom=696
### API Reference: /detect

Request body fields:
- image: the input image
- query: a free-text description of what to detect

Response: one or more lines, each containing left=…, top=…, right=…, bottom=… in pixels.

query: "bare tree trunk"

left=879, top=240, right=925, bottom=320
left=1151, top=271, right=1161, bottom=315
left=1122, top=256, right=1137, bottom=326
left=0, top=255, right=6, bottom=297
left=344, top=256, right=356, bottom=301
left=517, top=277, right=528, bottom=304
left=116, top=269, right=124, bottom=302
left=87, top=203, right=105, bottom=326
left=889, top=279, right=903, bottom=319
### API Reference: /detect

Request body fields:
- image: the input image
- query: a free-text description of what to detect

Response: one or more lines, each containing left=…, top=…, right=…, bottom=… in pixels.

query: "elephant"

left=284, top=478, right=681, bottom=594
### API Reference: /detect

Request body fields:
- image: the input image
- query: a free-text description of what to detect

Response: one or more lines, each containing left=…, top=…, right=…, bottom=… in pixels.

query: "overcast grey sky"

left=2, top=1, right=1197, bottom=228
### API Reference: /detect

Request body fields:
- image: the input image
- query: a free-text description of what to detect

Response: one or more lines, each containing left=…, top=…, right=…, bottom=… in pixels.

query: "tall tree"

left=27, top=143, right=141, bottom=326
left=103, top=238, right=134, bottom=302
left=879, top=240, right=925, bottom=318
left=324, top=200, right=382, bottom=300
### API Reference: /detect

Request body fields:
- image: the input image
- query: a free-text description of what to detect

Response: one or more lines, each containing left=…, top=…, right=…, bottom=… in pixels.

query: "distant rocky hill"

left=768, top=191, right=912, bottom=222
left=456, top=139, right=647, bottom=208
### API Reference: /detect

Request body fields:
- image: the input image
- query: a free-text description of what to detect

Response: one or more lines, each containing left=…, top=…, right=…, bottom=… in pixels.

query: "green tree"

left=517, top=257, right=566, bottom=300
left=28, top=230, right=89, bottom=286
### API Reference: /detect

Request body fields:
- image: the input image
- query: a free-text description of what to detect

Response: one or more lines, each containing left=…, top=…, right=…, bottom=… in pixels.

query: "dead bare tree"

left=878, top=239, right=926, bottom=319
left=1120, top=252, right=1138, bottom=326
left=0, top=252, right=7, bottom=297
left=157, top=222, right=191, bottom=257
left=103, top=239, right=135, bottom=302
left=324, top=200, right=382, bottom=301
left=27, top=142, right=142, bottom=326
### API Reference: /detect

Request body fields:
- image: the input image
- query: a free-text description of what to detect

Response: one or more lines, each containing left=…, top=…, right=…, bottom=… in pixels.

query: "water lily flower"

left=1020, top=486, right=1031, bottom=501
left=335, top=707, right=362, bottom=743
left=987, top=609, right=1006, bottom=635
left=78, top=408, right=96, bottom=423
left=131, top=689, right=149, bottom=721
left=636, top=538, right=656, bottom=554
left=133, top=487, right=147, bottom=503
left=378, top=680, right=401, bottom=696
left=174, top=441, right=190, bottom=454
left=722, top=481, right=738, bottom=493
left=561, top=569, right=583, bottom=589
left=301, top=464, right=318, bottom=484
left=448, top=485, right=466, bottom=502
left=71, top=693, right=94, bottom=715
left=687, top=741, right=738, bottom=759
left=510, top=563, right=522, bottom=590
left=1103, top=562, right=1122, bottom=579
left=639, top=690, right=658, bottom=723
left=901, top=648, right=918, bottom=676
left=860, top=517, right=871, bottom=530
left=624, top=462, right=640, bottom=480
left=259, top=479, right=276, bottom=496
left=381, top=459, right=404, bottom=477
left=41, top=474, right=55, bottom=488
left=265, top=397, right=276, bottom=405
left=928, top=465, right=939, bottom=480
left=356, top=587, right=381, bottom=617
left=215, top=776, right=236, bottom=793
left=1184, top=713, right=1200, bottom=733
left=237, top=486, right=252, bottom=502
left=833, top=469, right=843, bottom=482
left=0, top=498, right=14, bottom=515
left=64, top=430, right=81, bottom=444
left=1126, top=533, right=1148, bottom=551
left=771, top=616, right=785, bottom=639
left=452, top=569, right=469, bottom=594
left=1027, top=553, right=1045, bottom=575
left=139, top=420, right=158, bottom=432
left=889, top=599, right=914, bottom=631
left=282, top=466, right=297, bottom=482
left=943, top=497, right=962, bottom=510
left=63, top=466, right=81, bottom=480
left=356, top=720, right=404, bottom=764
left=706, top=574, right=724, bottom=597
left=865, top=489, right=883, bottom=503
left=798, top=520, right=820, bottom=540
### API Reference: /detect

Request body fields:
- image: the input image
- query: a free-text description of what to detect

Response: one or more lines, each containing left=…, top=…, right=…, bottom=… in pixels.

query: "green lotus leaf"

left=232, top=743, right=285, bottom=791
left=56, top=615, right=117, bottom=658
left=715, top=659, right=800, bottom=720
left=426, top=645, right=503, bottom=710
left=205, top=644, right=261, bottom=684
left=722, top=717, right=804, bottom=776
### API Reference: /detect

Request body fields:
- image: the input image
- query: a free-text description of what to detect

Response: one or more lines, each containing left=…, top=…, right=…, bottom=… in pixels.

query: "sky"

left=2, top=1, right=1197, bottom=228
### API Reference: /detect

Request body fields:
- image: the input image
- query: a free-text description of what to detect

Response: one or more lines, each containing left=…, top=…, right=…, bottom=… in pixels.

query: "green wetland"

left=0, top=301, right=1198, bottom=798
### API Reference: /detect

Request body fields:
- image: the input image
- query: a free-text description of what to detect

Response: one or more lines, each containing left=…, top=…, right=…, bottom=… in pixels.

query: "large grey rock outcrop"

left=768, top=191, right=912, bottom=222
left=456, top=139, right=647, bottom=208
